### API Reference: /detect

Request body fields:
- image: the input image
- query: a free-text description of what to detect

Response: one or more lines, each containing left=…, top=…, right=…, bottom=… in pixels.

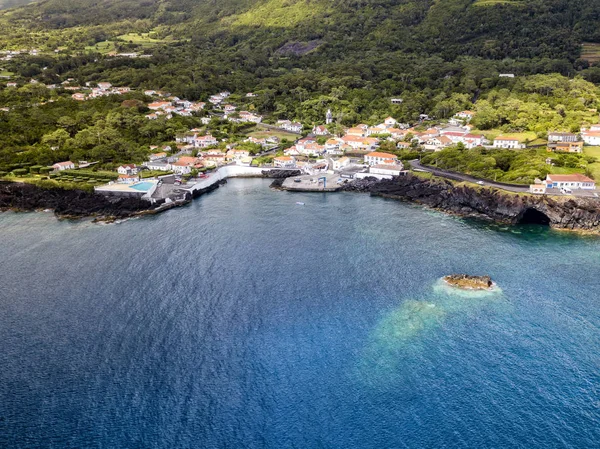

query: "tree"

left=41, top=129, right=70, bottom=150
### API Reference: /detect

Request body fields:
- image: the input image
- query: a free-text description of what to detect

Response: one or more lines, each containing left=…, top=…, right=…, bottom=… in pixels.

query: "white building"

left=146, top=161, right=171, bottom=171
left=547, top=132, right=578, bottom=143
left=273, top=156, right=296, bottom=168
left=313, top=125, right=328, bottom=136
left=384, top=116, right=397, bottom=127
left=117, top=174, right=139, bottom=184
left=148, top=152, right=167, bottom=161
left=238, top=111, right=262, bottom=124
left=278, top=120, right=302, bottom=133
left=364, top=152, right=398, bottom=166
left=455, top=110, right=475, bottom=121
left=529, top=184, right=547, bottom=194
left=177, top=133, right=218, bottom=148
left=581, top=131, right=600, bottom=146
left=117, top=164, right=138, bottom=175
left=52, top=161, right=75, bottom=171
left=333, top=157, right=350, bottom=170
left=370, top=164, right=405, bottom=177
left=493, top=136, right=525, bottom=149
left=545, top=174, right=595, bottom=190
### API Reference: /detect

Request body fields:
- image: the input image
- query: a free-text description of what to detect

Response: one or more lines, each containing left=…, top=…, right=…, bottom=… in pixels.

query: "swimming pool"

left=130, top=181, right=155, bottom=192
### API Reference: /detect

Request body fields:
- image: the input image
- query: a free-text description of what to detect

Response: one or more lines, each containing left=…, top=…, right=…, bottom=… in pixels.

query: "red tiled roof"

left=495, top=136, right=520, bottom=141
left=366, top=152, right=397, bottom=158
left=547, top=174, right=595, bottom=183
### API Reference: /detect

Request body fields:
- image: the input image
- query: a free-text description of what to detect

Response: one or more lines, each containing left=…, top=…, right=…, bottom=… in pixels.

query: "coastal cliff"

left=347, top=175, right=600, bottom=232
left=0, top=181, right=154, bottom=220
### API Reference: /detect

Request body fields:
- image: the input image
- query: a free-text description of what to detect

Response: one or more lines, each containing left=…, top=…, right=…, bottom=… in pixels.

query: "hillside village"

left=3, top=78, right=600, bottom=200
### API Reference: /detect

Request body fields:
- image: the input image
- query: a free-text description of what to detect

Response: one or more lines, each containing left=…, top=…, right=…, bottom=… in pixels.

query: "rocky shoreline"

left=0, top=170, right=301, bottom=222
left=0, top=181, right=157, bottom=221
left=343, top=174, right=600, bottom=233
left=6, top=172, right=600, bottom=232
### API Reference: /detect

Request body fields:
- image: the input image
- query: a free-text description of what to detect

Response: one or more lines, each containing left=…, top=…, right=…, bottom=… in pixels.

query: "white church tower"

left=326, top=109, right=333, bottom=125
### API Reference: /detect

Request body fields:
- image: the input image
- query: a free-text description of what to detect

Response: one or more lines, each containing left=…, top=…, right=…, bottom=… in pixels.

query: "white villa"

left=313, top=125, right=329, bottom=136
left=117, top=164, right=138, bottom=175
left=277, top=120, right=302, bottom=133
left=146, top=161, right=171, bottom=171
left=581, top=131, right=600, bottom=146
left=364, top=152, right=398, bottom=166
left=273, top=156, right=296, bottom=168
left=545, top=174, right=595, bottom=190
left=52, top=161, right=75, bottom=171
left=493, top=136, right=525, bottom=149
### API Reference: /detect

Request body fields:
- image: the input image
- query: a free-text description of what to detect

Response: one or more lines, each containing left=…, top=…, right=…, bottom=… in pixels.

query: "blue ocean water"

left=1, top=178, right=600, bottom=448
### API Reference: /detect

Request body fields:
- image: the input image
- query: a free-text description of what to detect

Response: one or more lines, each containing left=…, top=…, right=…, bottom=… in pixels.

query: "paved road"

left=409, top=160, right=530, bottom=193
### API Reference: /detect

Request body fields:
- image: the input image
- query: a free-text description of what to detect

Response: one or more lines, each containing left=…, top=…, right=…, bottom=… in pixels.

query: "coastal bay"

left=1, top=178, right=600, bottom=448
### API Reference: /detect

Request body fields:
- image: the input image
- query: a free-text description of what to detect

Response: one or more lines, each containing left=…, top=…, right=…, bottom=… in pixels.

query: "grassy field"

left=85, top=41, right=116, bottom=54
left=141, top=170, right=173, bottom=178
left=86, top=32, right=178, bottom=54
left=230, top=0, right=328, bottom=28
left=584, top=146, right=600, bottom=180
left=541, top=146, right=600, bottom=179
left=116, top=32, right=175, bottom=47
left=475, top=129, right=538, bottom=143
left=247, top=126, right=299, bottom=141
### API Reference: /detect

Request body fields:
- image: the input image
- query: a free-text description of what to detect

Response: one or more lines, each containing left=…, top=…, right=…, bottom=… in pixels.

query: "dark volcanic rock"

left=190, top=179, right=225, bottom=198
left=367, top=174, right=600, bottom=232
left=0, top=181, right=153, bottom=219
left=261, top=169, right=302, bottom=179
left=341, top=177, right=381, bottom=192
left=444, top=274, right=493, bottom=290
left=275, top=40, right=322, bottom=56
left=269, top=178, right=286, bottom=189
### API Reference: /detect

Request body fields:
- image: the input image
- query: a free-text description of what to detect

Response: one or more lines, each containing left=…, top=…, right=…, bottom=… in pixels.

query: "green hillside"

left=2, top=1, right=600, bottom=178
left=3, top=0, right=600, bottom=58
left=1, top=0, right=600, bottom=119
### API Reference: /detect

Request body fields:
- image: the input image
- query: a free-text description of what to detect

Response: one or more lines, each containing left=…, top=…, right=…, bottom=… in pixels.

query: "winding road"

left=409, top=160, right=530, bottom=193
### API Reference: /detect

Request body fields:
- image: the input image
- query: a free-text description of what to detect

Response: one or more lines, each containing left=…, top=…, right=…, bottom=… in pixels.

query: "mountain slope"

left=2, top=0, right=598, bottom=61
left=1, top=0, right=600, bottom=117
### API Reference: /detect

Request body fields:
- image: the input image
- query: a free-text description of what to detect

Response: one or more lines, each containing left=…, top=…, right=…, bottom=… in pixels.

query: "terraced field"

left=581, top=42, right=600, bottom=64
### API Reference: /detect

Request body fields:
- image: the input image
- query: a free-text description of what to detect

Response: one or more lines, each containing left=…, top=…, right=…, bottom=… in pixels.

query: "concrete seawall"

left=186, top=166, right=295, bottom=194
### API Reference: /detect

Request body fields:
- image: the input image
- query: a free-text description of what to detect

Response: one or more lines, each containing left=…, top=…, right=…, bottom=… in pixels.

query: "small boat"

left=296, top=201, right=305, bottom=206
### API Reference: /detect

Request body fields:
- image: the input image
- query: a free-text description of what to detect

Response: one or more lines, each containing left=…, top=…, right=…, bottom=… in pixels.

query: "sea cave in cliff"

left=518, top=208, right=551, bottom=226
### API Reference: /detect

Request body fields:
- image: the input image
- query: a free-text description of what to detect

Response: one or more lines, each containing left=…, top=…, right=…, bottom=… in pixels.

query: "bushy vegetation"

left=471, top=75, right=600, bottom=133
left=421, top=146, right=597, bottom=184
left=0, top=91, right=202, bottom=171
